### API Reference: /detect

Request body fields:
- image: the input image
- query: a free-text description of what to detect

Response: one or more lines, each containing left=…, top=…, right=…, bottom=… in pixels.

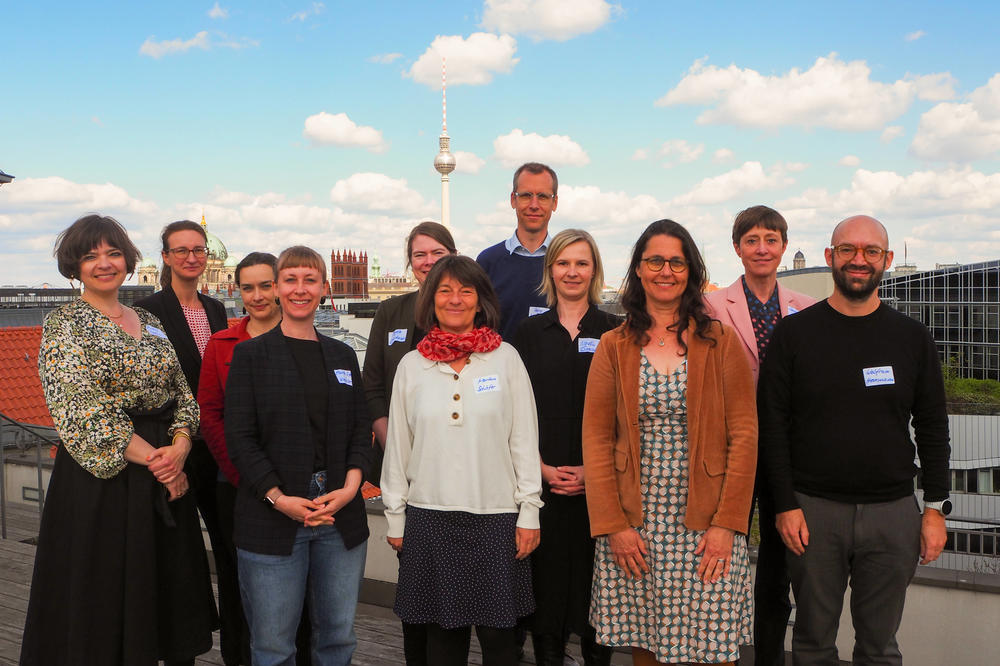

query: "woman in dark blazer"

left=225, top=246, right=372, bottom=666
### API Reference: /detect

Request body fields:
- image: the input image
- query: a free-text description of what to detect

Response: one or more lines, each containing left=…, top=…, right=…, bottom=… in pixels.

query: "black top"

left=285, top=335, right=329, bottom=472
left=758, top=301, right=950, bottom=511
left=512, top=306, right=622, bottom=470
left=363, top=291, right=424, bottom=421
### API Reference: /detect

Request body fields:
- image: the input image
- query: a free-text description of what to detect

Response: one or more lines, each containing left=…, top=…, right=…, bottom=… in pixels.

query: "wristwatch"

left=265, top=490, right=283, bottom=507
left=924, top=499, right=952, bottom=516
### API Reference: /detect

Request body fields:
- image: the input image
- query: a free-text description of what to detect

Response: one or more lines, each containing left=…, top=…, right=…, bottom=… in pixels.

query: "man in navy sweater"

left=477, top=162, right=558, bottom=340
left=758, top=215, right=950, bottom=666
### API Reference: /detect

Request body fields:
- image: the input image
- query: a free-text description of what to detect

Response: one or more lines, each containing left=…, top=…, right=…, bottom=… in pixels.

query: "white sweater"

left=381, top=342, right=543, bottom=538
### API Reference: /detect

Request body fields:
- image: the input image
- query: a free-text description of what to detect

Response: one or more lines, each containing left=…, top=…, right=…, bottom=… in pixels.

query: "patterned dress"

left=590, top=353, right=753, bottom=663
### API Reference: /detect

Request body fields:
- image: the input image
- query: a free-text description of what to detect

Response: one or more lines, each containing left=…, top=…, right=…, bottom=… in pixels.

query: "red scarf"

left=417, top=325, right=502, bottom=362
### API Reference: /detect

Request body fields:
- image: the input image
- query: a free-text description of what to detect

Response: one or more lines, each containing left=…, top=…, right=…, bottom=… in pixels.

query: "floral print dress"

left=590, top=353, right=753, bottom=663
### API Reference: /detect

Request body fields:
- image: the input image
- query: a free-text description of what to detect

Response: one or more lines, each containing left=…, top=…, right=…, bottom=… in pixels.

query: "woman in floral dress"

left=20, top=214, right=216, bottom=666
left=581, top=219, right=757, bottom=665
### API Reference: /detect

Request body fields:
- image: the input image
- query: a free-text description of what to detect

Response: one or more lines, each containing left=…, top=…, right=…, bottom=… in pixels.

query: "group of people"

left=20, top=160, right=950, bottom=666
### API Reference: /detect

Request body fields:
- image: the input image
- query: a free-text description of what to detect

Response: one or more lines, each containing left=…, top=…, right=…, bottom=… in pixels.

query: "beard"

left=832, top=261, right=884, bottom=301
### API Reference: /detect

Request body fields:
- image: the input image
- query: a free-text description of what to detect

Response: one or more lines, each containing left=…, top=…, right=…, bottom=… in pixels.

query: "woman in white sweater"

left=381, top=255, right=543, bottom=666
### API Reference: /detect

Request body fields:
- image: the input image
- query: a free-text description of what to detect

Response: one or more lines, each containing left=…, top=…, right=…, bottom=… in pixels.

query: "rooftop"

left=0, top=327, right=51, bottom=427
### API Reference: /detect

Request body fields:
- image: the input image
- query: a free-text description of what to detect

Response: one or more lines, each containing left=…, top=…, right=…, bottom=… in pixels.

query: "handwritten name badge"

left=578, top=337, right=600, bottom=353
left=145, top=325, right=168, bottom=339
left=863, top=365, right=895, bottom=387
left=388, top=328, right=408, bottom=345
left=528, top=306, right=550, bottom=317
left=475, top=374, right=501, bottom=394
left=334, top=369, right=353, bottom=386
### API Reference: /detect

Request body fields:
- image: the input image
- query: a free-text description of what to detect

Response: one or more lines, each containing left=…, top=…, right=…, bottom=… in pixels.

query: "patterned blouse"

left=39, top=299, right=199, bottom=479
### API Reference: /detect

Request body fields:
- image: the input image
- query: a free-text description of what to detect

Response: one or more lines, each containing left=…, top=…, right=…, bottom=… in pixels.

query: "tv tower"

left=433, top=58, right=456, bottom=228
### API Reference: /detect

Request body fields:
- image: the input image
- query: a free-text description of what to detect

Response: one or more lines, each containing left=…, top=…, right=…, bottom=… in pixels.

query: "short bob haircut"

left=731, top=205, right=788, bottom=245
left=277, top=245, right=327, bottom=283
left=538, top=228, right=605, bottom=307
left=159, top=220, right=208, bottom=289
left=235, top=252, right=278, bottom=285
left=54, top=214, right=141, bottom=280
left=415, top=255, right=501, bottom=332
left=620, top=219, right=715, bottom=352
left=511, top=162, right=558, bottom=196
left=404, top=221, right=457, bottom=270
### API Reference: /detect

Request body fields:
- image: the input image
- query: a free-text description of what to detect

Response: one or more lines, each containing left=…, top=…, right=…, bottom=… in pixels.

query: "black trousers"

left=425, top=624, right=518, bottom=666
left=754, top=487, right=793, bottom=666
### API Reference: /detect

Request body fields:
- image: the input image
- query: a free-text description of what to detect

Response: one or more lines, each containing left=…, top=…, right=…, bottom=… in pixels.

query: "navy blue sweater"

left=477, top=241, right=548, bottom=340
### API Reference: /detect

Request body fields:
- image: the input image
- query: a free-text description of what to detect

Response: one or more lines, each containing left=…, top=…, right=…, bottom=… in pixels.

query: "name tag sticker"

left=388, top=328, right=408, bottom=345
left=528, top=306, right=549, bottom=317
left=863, top=366, right=895, bottom=387
left=578, top=337, right=599, bottom=353
left=475, top=374, right=500, bottom=394
left=334, top=369, right=353, bottom=386
left=145, top=325, right=168, bottom=339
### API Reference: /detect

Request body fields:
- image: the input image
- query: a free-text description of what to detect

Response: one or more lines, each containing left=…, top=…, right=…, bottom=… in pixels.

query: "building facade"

left=330, top=249, right=369, bottom=299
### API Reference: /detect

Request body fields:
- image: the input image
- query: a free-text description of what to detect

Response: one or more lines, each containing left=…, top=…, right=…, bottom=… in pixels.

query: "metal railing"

left=0, top=410, right=57, bottom=539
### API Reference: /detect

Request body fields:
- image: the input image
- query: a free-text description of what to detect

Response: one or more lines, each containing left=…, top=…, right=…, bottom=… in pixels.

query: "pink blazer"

left=704, top=278, right=816, bottom=386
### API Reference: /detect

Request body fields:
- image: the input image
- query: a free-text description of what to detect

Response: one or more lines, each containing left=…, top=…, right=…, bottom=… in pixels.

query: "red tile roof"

left=0, top=326, right=53, bottom=427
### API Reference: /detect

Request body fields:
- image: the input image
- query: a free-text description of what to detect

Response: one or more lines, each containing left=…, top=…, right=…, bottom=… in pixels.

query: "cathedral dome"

left=205, top=230, right=228, bottom=261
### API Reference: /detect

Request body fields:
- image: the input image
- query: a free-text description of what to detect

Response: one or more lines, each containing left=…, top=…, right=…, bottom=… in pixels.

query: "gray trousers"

left=786, top=492, right=921, bottom=666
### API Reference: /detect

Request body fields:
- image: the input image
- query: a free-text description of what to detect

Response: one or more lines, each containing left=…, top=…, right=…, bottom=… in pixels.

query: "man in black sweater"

left=758, top=215, right=950, bottom=666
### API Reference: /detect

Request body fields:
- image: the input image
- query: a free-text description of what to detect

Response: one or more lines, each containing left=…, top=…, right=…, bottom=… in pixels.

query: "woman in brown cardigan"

left=582, top=219, right=757, bottom=666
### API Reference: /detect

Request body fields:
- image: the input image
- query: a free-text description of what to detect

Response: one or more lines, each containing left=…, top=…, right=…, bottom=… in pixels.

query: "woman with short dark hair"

left=381, top=255, right=543, bottom=666
left=21, top=214, right=216, bottom=666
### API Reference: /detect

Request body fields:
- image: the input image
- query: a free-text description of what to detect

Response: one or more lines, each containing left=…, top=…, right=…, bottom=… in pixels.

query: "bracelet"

left=171, top=431, right=192, bottom=447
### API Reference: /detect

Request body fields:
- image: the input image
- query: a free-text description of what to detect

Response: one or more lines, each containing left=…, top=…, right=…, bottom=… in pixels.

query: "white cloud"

left=881, top=125, right=905, bottom=143
left=329, top=173, right=435, bottom=216
left=407, top=33, right=519, bottom=88
left=555, top=185, right=666, bottom=226
left=656, top=53, right=956, bottom=131
left=839, top=155, right=861, bottom=167
left=905, top=30, right=926, bottom=42
left=302, top=112, right=388, bottom=153
left=480, top=0, right=614, bottom=42
left=208, top=2, right=228, bottom=19
left=658, top=139, right=703, bottom=166
left=670, top=162, right=796, bottom=206
left=713, top=148, right=734, bottom=163
left=454, top=151, right=486, bottom=174
left=492, top=129, right=590, bottom=168
left=1, top=176, right=157, bottom=214
left=368, top=52, right=402, bottom=64
left=631, top=148, right=649, bottom=161
left=139, top=31, right=257, bottom=58
left=290, top=2, right=324, bottom=22
left=910, top=74, right=1000, bottom=162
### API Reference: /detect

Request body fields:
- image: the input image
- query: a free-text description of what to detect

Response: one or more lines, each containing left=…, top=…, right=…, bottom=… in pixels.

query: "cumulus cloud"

left=656, top=53, right=956, bottom=131
left=208, top=2, right=228, bottom=19
left=407, top=33, right=518, bottom=88
left=905, top=30, right=926, bottom=42
left=881, top=126, right=905, bottom=143
left=492, top=129, right=590, bottom=168
left=659, top=139, right=704, bottom=166
left=910, top=74, right=1000, bottom=162
left=454, top=151, right=486, bottom=174
left=139, top=31, right=257, bottom=58
left=289, top=2, right=324, bottom=22
left=554, top=185, right=666, bottom=226
left=670, top=162, right=797, bottom=206
left=329, top=173, right=435, bottom=216
left=480, top=0, right=614, bottom=42
left=302, top=112, right=388, bottom=153
left=713, top=148, right=734, bottom=163
left=631, top=148, right=649, bottom=161
left=839, top=155, right=861, bottom=167
left=1, top=176, right=157, bottom=214
left=368, top=52, right=402, bottom=64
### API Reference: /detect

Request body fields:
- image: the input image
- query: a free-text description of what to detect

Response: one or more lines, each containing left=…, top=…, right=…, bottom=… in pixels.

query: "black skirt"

left=394, top=507, right=534, bottom=629
left=20, top=402, right=218, bottom=665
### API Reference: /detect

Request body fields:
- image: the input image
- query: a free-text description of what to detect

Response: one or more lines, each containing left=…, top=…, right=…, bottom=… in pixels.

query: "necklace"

left=104, top=306, right=125, bottom=319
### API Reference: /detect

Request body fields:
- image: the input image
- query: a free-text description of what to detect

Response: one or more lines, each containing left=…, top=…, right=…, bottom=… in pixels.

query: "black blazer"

left=225, top=326, right=373, bottom=555
left=363, top=290, right=420, bottom=421
left=135, top=286, right=228, bottom=396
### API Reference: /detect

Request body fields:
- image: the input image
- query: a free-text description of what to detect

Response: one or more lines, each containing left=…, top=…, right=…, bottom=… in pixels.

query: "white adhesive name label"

left=475, top=374, right=501, bottom=393
left=334, top=369, right=353, bottom=386
left=146, top=325, right=168, bottom=339
left=578, top=337, right=600, bottom=353
left=863, top=366, right=895, bottom=387
left=528, top=306, right=550, bottom=317
left=388, top=328, right=408, bottom=345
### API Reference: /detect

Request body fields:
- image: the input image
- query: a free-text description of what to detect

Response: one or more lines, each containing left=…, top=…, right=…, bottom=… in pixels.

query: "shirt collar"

left=504, top=231, right=552, bottom=257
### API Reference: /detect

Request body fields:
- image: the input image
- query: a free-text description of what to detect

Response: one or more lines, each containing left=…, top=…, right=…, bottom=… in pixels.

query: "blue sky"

left=2, top=0, right=999, bottom=287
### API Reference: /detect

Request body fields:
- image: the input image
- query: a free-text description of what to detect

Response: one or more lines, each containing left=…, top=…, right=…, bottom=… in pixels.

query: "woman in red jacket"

left=197, top=252, right=285, bottom=665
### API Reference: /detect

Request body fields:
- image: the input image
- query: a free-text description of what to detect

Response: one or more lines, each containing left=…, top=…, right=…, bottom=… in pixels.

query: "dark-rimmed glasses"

left=830, top=244, right=888, bottom=262
left=166, top=246, right=209, bottom=259
left=641, top=256, right=688, bottom=273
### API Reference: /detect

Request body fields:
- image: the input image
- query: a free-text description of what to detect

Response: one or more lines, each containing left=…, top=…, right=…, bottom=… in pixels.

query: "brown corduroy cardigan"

left=582, top=320, right=757, bottom=537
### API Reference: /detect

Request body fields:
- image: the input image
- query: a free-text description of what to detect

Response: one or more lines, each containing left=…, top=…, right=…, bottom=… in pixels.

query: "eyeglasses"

left=514, top=191, right=556, bottom=204
left=641, top=256, right=688, bottom=273
left=830, top=244, right=888, bottom=262
left=166, top=246, right=209, bottom=259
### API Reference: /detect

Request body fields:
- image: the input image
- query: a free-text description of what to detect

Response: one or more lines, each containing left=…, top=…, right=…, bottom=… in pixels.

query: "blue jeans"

left=237, top=472, right=368, bottom=666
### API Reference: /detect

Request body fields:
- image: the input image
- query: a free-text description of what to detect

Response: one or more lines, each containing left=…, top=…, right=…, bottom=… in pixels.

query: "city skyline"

left=2, top=1, right=999, bottom=288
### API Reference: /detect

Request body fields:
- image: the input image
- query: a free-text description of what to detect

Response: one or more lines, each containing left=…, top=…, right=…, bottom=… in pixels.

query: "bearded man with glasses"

left=477, top=162, right=559, bottom=340
left=758, top=215, right=951, bottom=666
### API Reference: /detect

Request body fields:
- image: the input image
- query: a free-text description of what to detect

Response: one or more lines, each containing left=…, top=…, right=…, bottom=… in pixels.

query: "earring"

left=242, top=307, right=247, bottom=315
left=320, top=295, right=327, bottom=305
left=274, top=297, right=280, bottom=305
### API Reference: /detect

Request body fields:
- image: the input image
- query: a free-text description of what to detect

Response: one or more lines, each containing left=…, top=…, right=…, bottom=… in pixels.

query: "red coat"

left=197, top=316, right=252, bottom=486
